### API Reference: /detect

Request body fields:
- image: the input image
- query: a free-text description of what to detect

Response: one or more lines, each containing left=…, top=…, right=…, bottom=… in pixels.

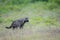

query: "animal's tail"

left=5, top=26, right=12, bottom=29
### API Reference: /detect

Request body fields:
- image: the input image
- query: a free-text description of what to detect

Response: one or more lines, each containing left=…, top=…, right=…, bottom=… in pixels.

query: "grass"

left=0, top=1, right=60, bottom=40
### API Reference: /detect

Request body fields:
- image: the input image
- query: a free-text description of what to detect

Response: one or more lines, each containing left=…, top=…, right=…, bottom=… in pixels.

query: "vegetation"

left=0, top=0, right=60, bottom=29
left=0, top=0, right=60, bottom=40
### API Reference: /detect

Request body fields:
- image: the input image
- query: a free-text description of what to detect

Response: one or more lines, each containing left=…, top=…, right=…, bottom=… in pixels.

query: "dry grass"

left=0, top=24, right=60, bottom=40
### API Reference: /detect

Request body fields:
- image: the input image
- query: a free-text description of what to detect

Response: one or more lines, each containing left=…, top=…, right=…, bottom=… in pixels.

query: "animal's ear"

left=25, top=17, right=28, bottom=19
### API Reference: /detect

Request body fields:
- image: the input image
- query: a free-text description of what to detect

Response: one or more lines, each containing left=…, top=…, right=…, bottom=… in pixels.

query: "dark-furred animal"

left=5, top=18, right=29, bottom=29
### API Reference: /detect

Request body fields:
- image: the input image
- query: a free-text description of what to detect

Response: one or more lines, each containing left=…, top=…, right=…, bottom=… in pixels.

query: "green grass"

left=0, top=1, right=60, bottom=27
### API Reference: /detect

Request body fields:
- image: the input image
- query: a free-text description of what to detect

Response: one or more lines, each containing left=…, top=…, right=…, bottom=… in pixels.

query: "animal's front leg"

left=12, top=26, right=16, bottom=29
left=19, top=24, right=24, bottom=29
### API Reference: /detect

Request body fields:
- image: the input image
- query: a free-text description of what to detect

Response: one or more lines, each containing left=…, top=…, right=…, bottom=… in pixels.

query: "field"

left=0, top=0, right=60, bottom=40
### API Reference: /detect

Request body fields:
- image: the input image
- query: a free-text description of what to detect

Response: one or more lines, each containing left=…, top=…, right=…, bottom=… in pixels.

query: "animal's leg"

left=19, top=25, right=24, bottom=29
left=12, top=26, right=16, bottom=29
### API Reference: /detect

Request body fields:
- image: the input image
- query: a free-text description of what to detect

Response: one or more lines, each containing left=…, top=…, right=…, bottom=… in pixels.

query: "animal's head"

left=24, top=18, right=29, bottom=22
